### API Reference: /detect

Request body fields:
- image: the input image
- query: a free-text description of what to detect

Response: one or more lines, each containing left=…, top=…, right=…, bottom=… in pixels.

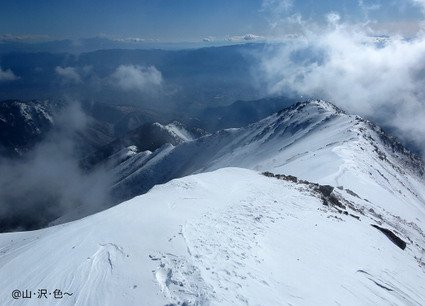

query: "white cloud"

left=358, top=0, right=381, bottom=12
left=225, top=34, right=265, bottom=41
left=203, top=36, right=215, bottom=42
left=0, top=66, right=19, bottom=82
left=126, top=37, right=146, bottom=43
left=412, top=0, right=425, bottom=12
left=261, top=0, right=295, bottom=29
left=256, top=5, right=425, bottom=155
left=326, top=12, right=341, bottom=25
left=110, top=65, right=162, bottom=92
left=55, top=66, right=82, bottom=83
left=261, top=0, right=294, bottom=12
left=244, top=34, right=265, bottom=40
left=0, top=102, right=112, bottom=231
left=109, top=36, right=159, bottom=43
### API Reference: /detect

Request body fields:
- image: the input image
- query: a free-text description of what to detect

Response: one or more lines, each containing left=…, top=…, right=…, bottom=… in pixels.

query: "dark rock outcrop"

left=371, top=224, right=407, bottom=250
left=318, top=185, right=334, bottom=197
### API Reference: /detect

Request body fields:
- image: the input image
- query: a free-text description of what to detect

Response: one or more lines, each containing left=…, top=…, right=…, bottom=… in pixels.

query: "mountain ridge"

left=1, top=166, right=424, bottom=305
left=0, top=99, right=424, bottom=305
left=110, top=100, right=425, bottom=206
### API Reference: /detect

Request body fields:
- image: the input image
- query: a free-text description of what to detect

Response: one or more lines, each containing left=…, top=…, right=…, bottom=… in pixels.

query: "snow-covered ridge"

left=1, top=99, right=425, bottom=305
left=152, top=121, right=194, bottom=144
left=111, top=100, right=425, bottom=208
left=107, top=100, right=425, bottom=273
left=164, top=121, right=200, bottom=142
left=153, top=121, right=209, bottom=144
left=2, top=100, right=58, bottom=127
left=1, top=167, right=424, bottom=305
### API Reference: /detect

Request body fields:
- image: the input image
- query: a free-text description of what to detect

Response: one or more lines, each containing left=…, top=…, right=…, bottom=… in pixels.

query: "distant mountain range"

left=0, top=97, right=297, bottom=160
left=0, top=37, right=241, bottom=54
left=0, top=99, right=172, bottom=158
left=0, top=43, right=263, bottom=108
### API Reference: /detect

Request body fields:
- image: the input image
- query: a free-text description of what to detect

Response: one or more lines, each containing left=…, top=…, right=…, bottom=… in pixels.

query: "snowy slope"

left=1, top=100, right=425, bottom=305
left=163, top=121, right=206, bottom=142
left=1, top=167, right=424, bottom=305
left=82, top=120, right=209, bottom=170
left=111, top=100, right=425, bottom=222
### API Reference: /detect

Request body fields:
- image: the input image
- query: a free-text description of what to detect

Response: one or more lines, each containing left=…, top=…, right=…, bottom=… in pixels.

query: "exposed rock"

left=262, top=171, right=275, bottom=178
left=275, top=174, right=298, bottom=183
left=346, top=189, right=361, bottom=198
left=329, top=194, right=346, bottom=209
left=318, top=185, right=334, bottom=197
left=262, top=172, right=298, bottom=183
left=263, top=172, right=349, bottom=213
left=349, top=214, right=361, bottom=220
left=371, top=224, right=407, bottom=250
left=321, top=198, right=329, bottom=206
left=286, top=175, right=298, bottom=183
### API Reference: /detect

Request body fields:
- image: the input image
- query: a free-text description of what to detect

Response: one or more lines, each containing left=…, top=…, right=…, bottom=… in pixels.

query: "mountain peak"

left=277, top=99, right=346, bottom=117
left=309, top=99, right=346, bottom=113
left=109, top=99, right=425, bottom=217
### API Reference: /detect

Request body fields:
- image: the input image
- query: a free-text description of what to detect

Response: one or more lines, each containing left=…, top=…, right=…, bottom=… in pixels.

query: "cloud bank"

left=0, top=102, right=112, bottom=232
left=256, top=0, right=425, bottom=156
left=203, top=36, right=215, bottom=42
left=110, top=65, right=163, bottom=92
left=0, top=66, right=19, bottom=82
left=225, top=34, right=265, bottom=41
left=55, top=66, right=82, bottom=83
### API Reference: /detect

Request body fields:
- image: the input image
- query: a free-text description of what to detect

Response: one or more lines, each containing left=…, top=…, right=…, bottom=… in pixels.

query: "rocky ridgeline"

left=262, top=171, right=408, bottom=251
left=262, top=171, right=347, bottom=211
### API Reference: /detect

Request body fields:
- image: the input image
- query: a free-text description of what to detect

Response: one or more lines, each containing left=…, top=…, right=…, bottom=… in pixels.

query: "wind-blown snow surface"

left=1, top=167, right=424, bottom=305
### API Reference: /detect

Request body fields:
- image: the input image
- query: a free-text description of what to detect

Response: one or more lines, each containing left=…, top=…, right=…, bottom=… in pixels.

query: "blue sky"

left=0, top=0, right=423, bottom=43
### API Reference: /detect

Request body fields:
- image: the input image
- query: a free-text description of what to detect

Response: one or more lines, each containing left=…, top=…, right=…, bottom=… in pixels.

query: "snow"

left=111, top=100, right=425, bottom=224
left=105, top=145, right=139, bottom=167
left=152, top=121, right=197, bottom=144
left=1, top=100, right=425, bottom=305
left=164, top=122, right=196, bottom=142
left=0, top=168, right=424, bottom=305
left=17, top=101, right=54, bottom=126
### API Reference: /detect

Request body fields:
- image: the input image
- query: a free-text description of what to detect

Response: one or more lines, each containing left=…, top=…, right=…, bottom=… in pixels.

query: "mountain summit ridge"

left=110, top=99, right=424, bottom=206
